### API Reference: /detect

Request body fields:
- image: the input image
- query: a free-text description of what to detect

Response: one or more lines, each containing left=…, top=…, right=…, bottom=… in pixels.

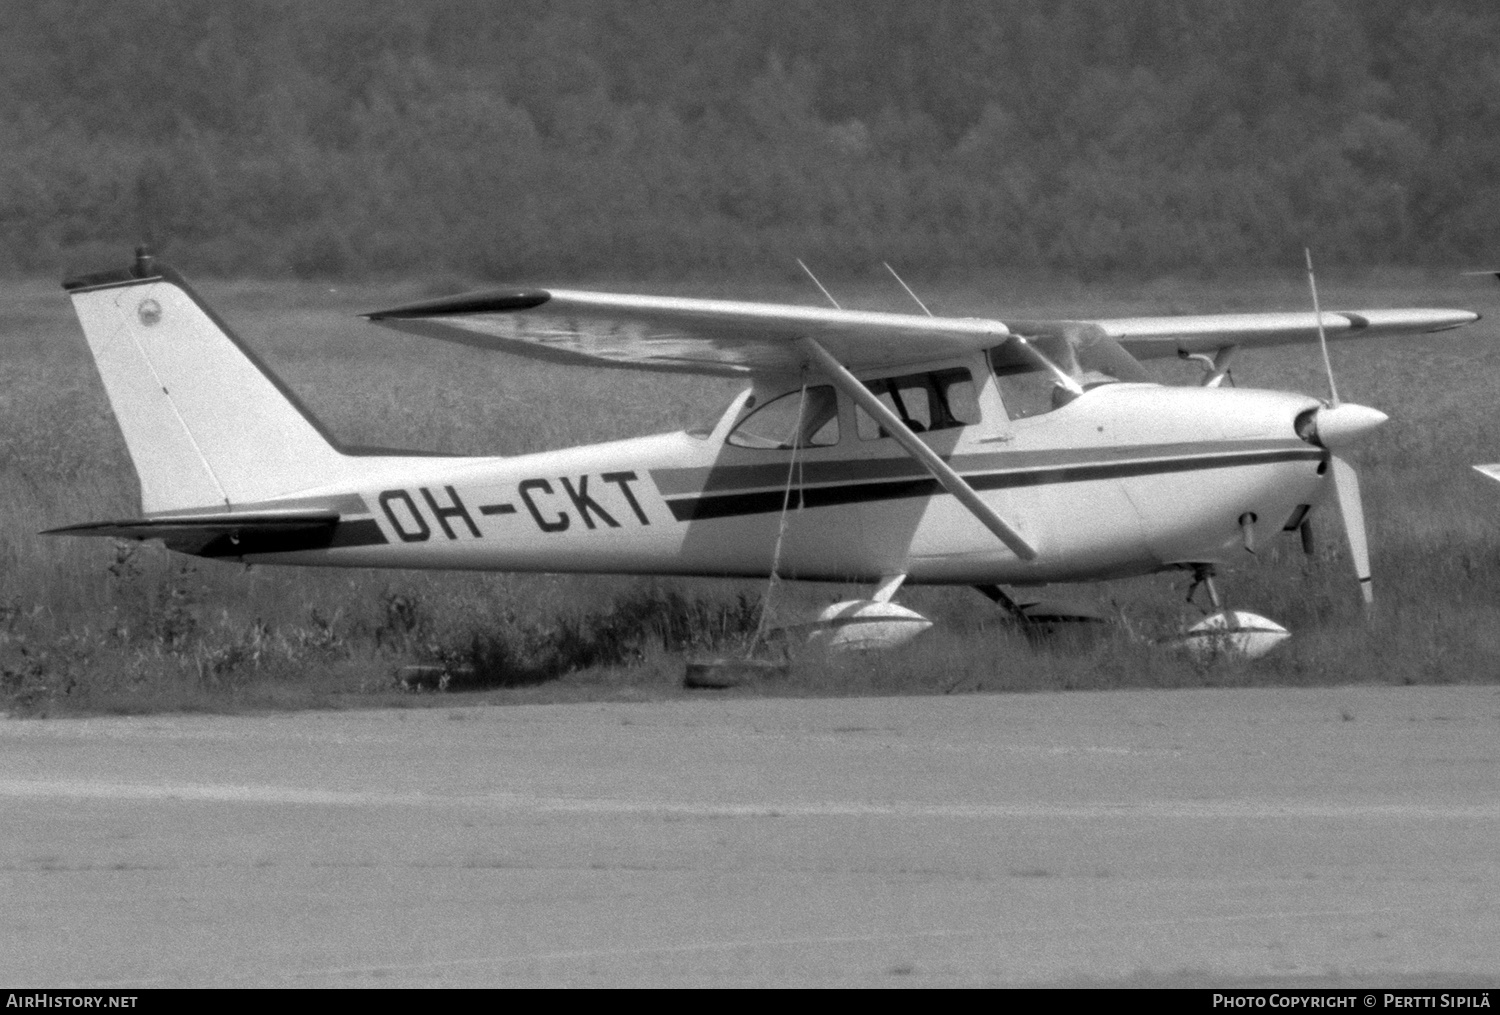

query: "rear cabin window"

left=726, top=386, right=840, bottom=449
left=856, top=368, right=978, bottom=440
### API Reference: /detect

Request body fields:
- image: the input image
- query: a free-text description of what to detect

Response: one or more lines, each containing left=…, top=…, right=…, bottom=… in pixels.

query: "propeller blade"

left=1330, top=454, right=1373, bottom=606
left=1305, top=248, right=1341, bottom=406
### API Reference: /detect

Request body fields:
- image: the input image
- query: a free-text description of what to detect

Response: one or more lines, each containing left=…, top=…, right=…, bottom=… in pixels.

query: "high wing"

left=1080, top=309, right=1479, bottom=359
left=366, top=289, right=1011, bottom=376
left=365, top=288, right=1476, bottom=377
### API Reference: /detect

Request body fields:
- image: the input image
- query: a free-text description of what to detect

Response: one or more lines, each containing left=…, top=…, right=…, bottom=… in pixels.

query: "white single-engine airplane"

left=47, top=248, right=1478, bottom=648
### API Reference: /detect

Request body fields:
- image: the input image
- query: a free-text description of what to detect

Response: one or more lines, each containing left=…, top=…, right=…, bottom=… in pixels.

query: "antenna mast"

left=796, top=259, right=842, bottom=310
left=883, top=262, right=933, bottom=316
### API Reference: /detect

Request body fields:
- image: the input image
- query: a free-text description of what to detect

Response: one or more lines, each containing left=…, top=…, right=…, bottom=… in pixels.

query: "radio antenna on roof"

left=883, top=261, right=933, bottom=316
left=797, top=259, right=842, bottom=310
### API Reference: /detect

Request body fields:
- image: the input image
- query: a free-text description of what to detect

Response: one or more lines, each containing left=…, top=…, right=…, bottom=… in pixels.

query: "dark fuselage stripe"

left=649, top=440, right=1307, bottom=494
left=664, top=449, right=1324, bottom=522
left=199, top=518, right=388, bottom=558
left=330, top=518, right=389, bottom=548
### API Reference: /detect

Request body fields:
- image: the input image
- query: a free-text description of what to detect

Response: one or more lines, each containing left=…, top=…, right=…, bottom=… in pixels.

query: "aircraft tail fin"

left=63, top=249, right=356, bottom=515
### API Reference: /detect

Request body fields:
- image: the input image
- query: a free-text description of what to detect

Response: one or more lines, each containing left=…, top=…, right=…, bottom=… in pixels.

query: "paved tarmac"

left=3, top=685, right=1499, bottom=987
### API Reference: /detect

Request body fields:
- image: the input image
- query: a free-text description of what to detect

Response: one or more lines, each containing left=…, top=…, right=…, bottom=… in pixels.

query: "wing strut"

left=794, top=337, right=1039, bottom=562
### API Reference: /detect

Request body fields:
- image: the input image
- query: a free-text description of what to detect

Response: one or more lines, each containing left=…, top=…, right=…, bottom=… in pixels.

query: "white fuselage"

left=231, top=376, right=1329, bottom=587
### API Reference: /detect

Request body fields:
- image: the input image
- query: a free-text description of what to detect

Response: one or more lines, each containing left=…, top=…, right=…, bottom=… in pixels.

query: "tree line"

left=2, top=0, right=1496, bottom=278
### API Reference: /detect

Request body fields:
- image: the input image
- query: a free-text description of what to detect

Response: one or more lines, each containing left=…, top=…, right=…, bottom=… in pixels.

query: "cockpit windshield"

left=990, top=324, right=1150, bottom=420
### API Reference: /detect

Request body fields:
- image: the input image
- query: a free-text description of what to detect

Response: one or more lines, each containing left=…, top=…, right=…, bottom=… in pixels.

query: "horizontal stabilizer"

left=43, top=509, right=350, bottom=558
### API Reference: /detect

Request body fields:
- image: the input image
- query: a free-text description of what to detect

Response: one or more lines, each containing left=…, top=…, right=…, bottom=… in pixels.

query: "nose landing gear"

left=1176, top=564, right=1289, bottom=660
left=1185, top=563, right=1223, bottom=611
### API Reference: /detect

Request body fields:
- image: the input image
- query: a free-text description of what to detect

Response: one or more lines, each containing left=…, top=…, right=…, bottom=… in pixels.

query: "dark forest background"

left=3, top=0, right=1498, bottom=279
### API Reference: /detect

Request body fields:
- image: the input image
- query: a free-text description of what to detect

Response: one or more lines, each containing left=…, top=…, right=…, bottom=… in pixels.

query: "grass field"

left=4, top=265, right=1500, bottom=714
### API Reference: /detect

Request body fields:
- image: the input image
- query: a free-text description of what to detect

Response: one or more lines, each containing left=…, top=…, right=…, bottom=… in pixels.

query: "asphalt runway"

left=3, top=686, right=1500, bottom=987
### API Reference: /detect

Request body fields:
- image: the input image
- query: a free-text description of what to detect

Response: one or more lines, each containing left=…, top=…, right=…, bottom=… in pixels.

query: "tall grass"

left=4, top=268, right=1500, bottom=714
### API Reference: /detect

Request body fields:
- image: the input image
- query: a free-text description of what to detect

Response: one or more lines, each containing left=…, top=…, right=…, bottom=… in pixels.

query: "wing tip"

left=364, top=288, right=552, bottom=320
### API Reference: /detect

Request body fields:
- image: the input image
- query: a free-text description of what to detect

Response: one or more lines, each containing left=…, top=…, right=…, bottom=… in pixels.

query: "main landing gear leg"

left=974, top=584, right=1030, bottom=623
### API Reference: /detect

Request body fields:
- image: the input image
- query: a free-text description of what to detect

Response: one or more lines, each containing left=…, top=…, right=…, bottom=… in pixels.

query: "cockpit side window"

left=726, top=385, right=840, bottom=449
left=855, top=368, right=979, bottom=440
